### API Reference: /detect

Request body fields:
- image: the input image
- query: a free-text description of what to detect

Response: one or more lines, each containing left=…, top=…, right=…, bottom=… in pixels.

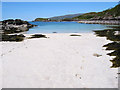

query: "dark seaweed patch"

left=110, top=57, right=120, bottom=68
left=94, top=26, right=120, bottom=68
left=70, top=34, right=81, bottom=36
left=103, top=42, right=120, bottom=50
left=29, top=34, right=47, bottom=39
left=2, top=34, right=25, bottom=42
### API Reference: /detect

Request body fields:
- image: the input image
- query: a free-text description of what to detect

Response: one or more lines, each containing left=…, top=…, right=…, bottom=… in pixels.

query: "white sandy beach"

left=1, top=33, right=118, bottom=88
left=0, top=43, right=2, bottom=89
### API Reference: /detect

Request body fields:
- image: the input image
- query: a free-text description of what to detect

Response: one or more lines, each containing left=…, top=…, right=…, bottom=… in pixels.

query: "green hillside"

left=34, top=18, right=49, bottom=21
left=73, top=12, right=97, bottom=20
left=74, top=4, right=120, bottom=20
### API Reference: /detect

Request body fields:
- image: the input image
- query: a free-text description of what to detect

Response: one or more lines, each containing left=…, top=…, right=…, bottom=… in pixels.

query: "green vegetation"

left=50, top=13, right=83, bottom=20
left=34, top=3, right=120, bottom=21
left=74, top=4, right=120, bottom=20
left=103, top=4, right=120, bottom=17
left=73, top=12, right=97, bottom=20
left=34, top=18, right=49, bottom=21
left=62, top=18, right=73, bottom=21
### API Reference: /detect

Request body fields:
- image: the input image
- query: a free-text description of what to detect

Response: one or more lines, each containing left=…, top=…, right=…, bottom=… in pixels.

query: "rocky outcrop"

left=0, top=19, right=37, bottom=42
left=0, top=19, right=37, bottom=34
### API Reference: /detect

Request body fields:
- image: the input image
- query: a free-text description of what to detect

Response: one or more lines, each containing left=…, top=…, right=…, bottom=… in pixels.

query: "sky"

left=2, top=2, right=118, bottom=21
left=1, top=0, right=120, bottom=2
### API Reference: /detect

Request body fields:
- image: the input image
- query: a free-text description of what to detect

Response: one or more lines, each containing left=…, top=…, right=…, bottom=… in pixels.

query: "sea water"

left=28, top=21, right=109, bottom=34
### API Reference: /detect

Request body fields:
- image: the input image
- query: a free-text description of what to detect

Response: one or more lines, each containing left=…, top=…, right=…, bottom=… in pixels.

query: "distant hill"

left=73, top=12, right=97, bottom=20
left=34, top=3, right=120, bottom=21
left=34, top=18, right=48, bottom=21
left=34, top=13, right=83, bottom=21
left=74, top=4, right=120, bottom=20
left=49, top=13, right=83, bottom=20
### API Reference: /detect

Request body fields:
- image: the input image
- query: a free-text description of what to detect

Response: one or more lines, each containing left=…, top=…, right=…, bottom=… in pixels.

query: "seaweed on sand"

left=94, top=30, right=108, bottom=37
left=94, top=26, right=120, bottom=68
left=103, top=42, right=120, bottom=50
left=94, top=29, right=120, bottom=41
left=29, top=34, right=47, bottom=39
left=107, top=49, right=120, bottom=57
left=70, top=34, right=81, bottom=36
left=2, top=34, right=25, bottom=42
left=110, top=57, right=120, bottom=68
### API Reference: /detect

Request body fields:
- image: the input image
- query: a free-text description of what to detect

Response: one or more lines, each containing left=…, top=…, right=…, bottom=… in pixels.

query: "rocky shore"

left=0, top=19, right=37, bottom=34
left=78, top=20, right=120, bottom=25
left=0, top=19, right=37, bottom=42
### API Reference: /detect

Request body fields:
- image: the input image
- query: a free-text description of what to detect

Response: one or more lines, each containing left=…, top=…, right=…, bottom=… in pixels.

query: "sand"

left=0, top=42, right=2, bottom=89
left=1, top=33, right=118, bottom=88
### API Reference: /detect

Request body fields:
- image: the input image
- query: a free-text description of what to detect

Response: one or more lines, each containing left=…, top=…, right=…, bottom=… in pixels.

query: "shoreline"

left=2, top=33, right=118, bottom=88
left=78, top=20, right=120, bottom=25
left=31, top=20, right=120, bottom=25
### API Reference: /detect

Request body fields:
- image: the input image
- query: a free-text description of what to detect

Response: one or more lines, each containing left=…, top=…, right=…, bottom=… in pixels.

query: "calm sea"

left=28, top=21, right=109, bottom=34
